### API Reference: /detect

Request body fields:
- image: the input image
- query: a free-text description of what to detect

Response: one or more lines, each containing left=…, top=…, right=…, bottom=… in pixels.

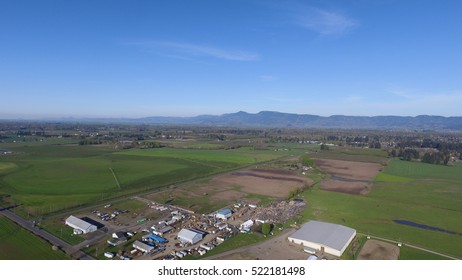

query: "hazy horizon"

left=1, top=110, right=461, bottom=121
left=1, top=1, right=461, bottom=118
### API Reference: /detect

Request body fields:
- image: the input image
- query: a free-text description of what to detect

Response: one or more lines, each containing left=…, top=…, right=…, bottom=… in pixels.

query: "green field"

left=0, top=216, right=68, bottom=259
left=0, top=143, right=289, bottom=216
left=310, top=148, right=388, bottom=164
left=302, top=158, right=462, bottom=259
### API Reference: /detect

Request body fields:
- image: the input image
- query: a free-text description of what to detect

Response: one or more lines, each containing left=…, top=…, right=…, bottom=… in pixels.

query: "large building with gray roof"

left=65, top=215, right=97, bottom=234
left=177, top=228, right=203, bottom=244
left=288, top=220, right=356, bottom=257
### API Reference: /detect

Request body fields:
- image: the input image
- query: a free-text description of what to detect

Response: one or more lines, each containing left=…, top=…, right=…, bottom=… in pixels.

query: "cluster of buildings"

left=64, top=198, right=356, bottom=260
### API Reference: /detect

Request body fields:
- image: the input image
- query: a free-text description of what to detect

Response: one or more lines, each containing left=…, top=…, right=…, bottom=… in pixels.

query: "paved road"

left=357, top=232, right=459, bottom=260
left=0, top=208, right=94, bottom=260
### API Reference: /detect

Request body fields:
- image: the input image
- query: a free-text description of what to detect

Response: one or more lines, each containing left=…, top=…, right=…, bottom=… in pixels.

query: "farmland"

left=0, top=216, right=68, bottom=260
left=1, top=123, right=462, bottom=260
left=301, top=158, right=462, bottom=258
left=0, top=142, right=292, bottom=216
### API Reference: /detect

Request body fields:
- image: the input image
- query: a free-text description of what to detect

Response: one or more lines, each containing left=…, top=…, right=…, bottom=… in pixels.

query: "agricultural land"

left=0, top=122, right=461, bottom=260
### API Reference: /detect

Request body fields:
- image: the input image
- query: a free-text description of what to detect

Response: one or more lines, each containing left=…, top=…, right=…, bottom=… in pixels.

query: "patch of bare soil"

left=316, top=159, right=382, bottom=195
left=210, top=190, right=246, bottom=201
left=357, top=240, right=400, bottom=260
left=320, top=180, right=371, bottom=195
left=211, top=228, right=309, bottom=260
left=315, top=159, right=382, bottom=180
left=203, top=168, right=312, bottom=199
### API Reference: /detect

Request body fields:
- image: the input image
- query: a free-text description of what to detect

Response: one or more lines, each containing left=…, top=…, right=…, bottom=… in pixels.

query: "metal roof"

left=290, top=220, right=356, bottom=251
left=217, top=209, right=232, bottom=215
left=65, top=215, right=95, bottom=232
left=133, top=240, right=154, bottom=252
left=178, top=228, right=202, bottom=242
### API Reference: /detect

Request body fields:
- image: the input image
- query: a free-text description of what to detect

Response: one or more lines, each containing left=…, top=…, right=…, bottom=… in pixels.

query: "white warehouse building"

left=65, top=215, right=97, bottom=234
left=288, top=220, right=356, bottom=257
left=177, top=229, right=203, bottom=245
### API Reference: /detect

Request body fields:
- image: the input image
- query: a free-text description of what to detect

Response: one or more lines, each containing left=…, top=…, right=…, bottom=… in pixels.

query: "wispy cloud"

left=259, top=75, right=276, bottom=82
left=294, top=7, right=359, bottom=35
left=129, top=40, right=259, bottom=61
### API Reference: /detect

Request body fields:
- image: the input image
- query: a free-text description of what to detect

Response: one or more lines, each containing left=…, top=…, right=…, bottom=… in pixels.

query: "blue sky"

left=1, top=0, right=461, bottom=118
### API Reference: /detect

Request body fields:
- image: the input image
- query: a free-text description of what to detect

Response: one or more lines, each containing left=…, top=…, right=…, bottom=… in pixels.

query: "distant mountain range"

left=9, top=111, right=462, bottom=131
left=136, top=111, right=462, bottom=131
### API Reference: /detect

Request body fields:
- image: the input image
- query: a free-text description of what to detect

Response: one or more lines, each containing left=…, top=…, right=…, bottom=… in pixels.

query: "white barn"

left=288, top=220, right=356, bottom=257
left=133, top=240, right=155, bottom=254
left=65, top=215, right=97, bottom=234
left=177, top=229, right=203, bottom=245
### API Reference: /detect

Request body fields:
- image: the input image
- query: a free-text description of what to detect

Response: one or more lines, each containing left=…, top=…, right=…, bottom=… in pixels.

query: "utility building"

left=65, top=215, right=97, bottom=234
left=215, top=209, right=232, bottom=220
left=177, top=228, right=203, bottom=245
left=133, top=240, right=155, bottom=254
left=288, top=220, right=356, bottom=257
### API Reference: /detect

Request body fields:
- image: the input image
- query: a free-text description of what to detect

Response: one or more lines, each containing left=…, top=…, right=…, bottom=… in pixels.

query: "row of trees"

left=389, top=148, right=451, bottom=165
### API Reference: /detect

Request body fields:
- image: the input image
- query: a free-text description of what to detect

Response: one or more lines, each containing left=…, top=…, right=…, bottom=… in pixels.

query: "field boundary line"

left=357, top=232, right=459, bottom=260
left=109, top=168, right=121, bottom=189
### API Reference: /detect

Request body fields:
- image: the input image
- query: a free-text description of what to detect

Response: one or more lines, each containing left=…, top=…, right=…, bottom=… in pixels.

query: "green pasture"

left=399, top=246, right=449, bottom=260
left=118, top=147, right=285, bottom=168
left=0, top=216, right=68, bottom=259
left=0, top=144, right=288, bottom=216
left=39, top=218, right=85, bottom=245
left=380, top=159, right=462, bottom=181
left=302, top=158, right=462, bottom=259
left=0, top=162, right=18, bottom=174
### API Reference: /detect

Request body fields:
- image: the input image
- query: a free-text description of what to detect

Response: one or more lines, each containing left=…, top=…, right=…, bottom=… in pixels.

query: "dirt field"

left=357, top=239, right=400, bottom=260
left=209, top=228, right=310, bottom=260
left=146, top=168, right=312, bottom=213
left=316, top=159, right=382, bottom=195
left=319, top=180, right=372, bottom=195
left=200, top=168, right=312, bottom=199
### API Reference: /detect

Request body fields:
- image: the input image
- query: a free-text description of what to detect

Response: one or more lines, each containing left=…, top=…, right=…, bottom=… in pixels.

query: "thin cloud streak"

left=129, top=40, right=259, bottom=61
left=295, top=7, right=359, bottom=35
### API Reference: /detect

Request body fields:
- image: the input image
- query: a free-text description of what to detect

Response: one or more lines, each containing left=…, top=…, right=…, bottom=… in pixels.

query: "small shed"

left=148, top=234, right=168, bottom=243
left=132, top=240, right=155, bottom=254
left=112, top=232, right=126, bottom=239
left=152, top=226, right=173, bottom=236
left=240, top=219, right=254, bottom=230
left=214, top=222, right=228, bottom=230
left=215, top=209, right=232, bottom=220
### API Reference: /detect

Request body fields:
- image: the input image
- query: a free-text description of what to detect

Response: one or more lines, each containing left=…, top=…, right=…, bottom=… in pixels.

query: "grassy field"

left=0, top=216, right=69, bottom=259
left=399, top=246, right=449, bottom=260
left=0, top=143, right=290, bottom=216
left=309, top=148, right=388, bottom=164
left=301, top=158, right=462, bottom=259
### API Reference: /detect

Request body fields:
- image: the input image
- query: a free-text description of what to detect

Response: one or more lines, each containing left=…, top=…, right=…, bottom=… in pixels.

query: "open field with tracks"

left=0, top=143, right=290, bottom=216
